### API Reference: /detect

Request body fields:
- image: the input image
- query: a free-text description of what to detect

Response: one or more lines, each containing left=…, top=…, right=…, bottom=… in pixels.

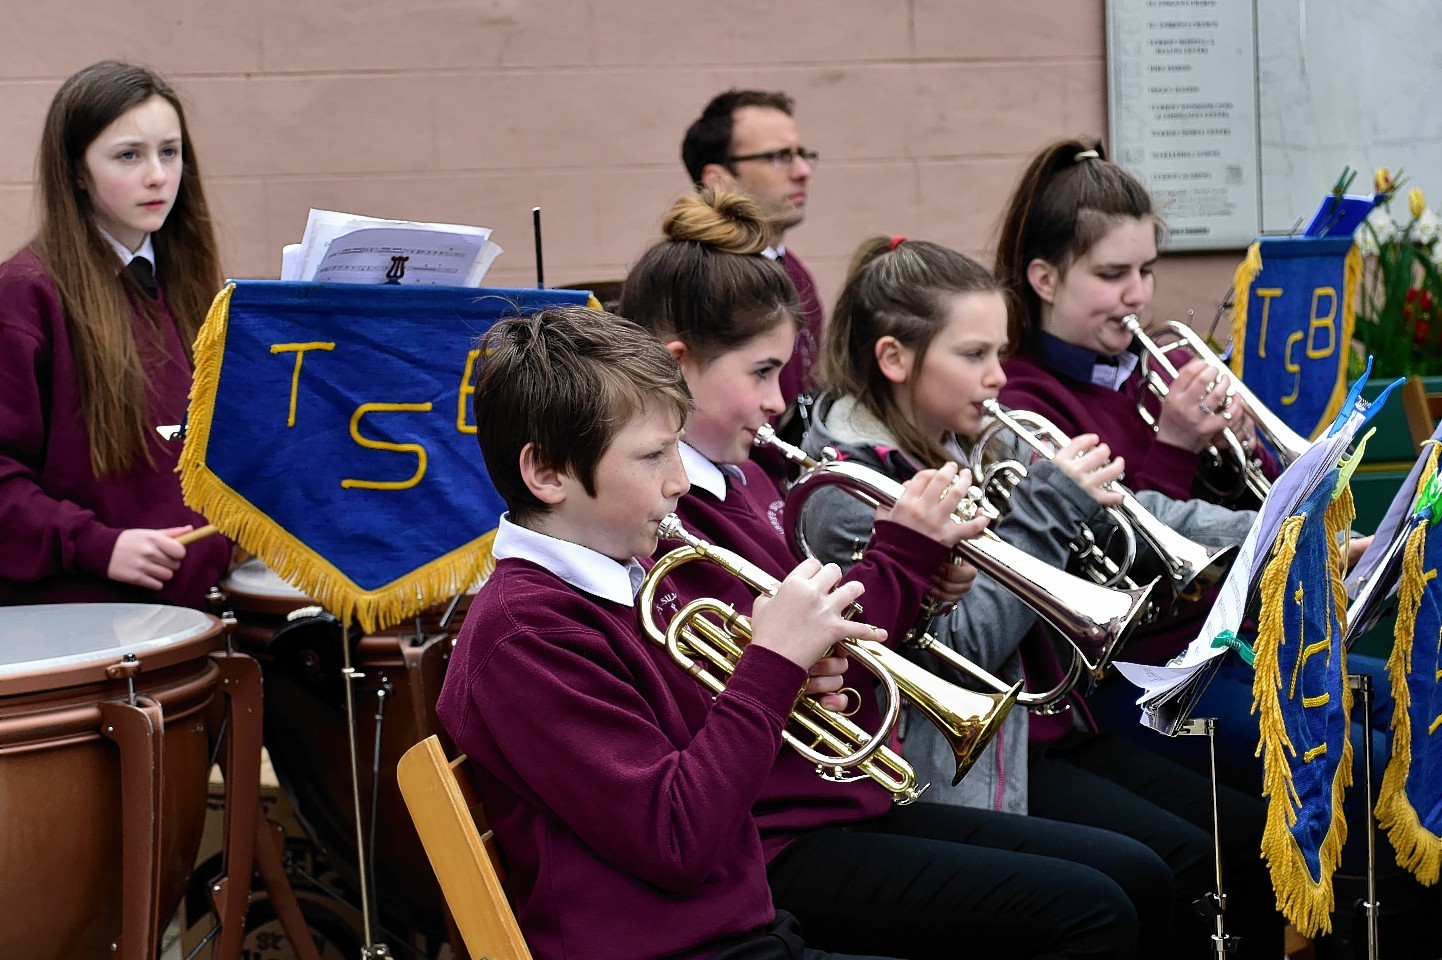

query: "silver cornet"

left=755, top=425, right=1157, bottom=707
left=639, top=517, right=1020, bottom=796
left=1122, top=315, right=1309, bottom=502
left=975, top=400, right=1236, bottom=607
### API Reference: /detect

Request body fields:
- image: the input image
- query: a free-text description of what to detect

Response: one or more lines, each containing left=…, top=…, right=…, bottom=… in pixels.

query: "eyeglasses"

left=726, top=147, right=819, bottom=169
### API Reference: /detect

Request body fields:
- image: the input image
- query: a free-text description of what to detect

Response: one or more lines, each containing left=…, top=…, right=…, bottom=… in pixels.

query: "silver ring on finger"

left=1198, top=400, right=1214, bottom=415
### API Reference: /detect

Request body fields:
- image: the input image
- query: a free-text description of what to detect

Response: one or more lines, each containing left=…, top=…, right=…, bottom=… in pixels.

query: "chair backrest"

left=1401, top=374, right=1442, bottom=455
left=398, top=735, right=533, bottom=960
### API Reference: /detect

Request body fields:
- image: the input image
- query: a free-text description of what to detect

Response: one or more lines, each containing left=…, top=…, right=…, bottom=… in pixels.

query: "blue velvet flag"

left=180, top=281, right=593, bottom=631
left=1377, top=456, right=1442, bottom=884
left=1231, top=236, right=1360, bottom=443
left=1254, top=471, right=1354, bottom=936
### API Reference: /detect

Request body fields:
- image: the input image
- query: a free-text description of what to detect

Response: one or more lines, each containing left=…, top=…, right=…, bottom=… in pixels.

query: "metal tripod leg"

left=1348, top=673, right=1380, bottom=960
left=1180, top=717, right=1239, bottom=957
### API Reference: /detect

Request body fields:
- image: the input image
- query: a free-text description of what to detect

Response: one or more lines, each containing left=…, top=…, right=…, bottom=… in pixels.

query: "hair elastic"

left=1073, top=149, right=1100, bottom=162
left=888, top=235, right=907, bottom=251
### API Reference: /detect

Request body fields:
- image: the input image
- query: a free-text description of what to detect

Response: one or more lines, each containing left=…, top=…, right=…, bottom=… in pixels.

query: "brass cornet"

left=974, top=400, right=1236, bottom=607
left=1122, top=315, right=1309, bottom=502
left=639, top=516, right=1020, bottom=795
left=755, top=425, right=1157, bottom=707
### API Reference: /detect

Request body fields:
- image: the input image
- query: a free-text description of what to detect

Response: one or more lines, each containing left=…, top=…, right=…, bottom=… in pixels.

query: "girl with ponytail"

left=802, top=233, right=1280, bottom=959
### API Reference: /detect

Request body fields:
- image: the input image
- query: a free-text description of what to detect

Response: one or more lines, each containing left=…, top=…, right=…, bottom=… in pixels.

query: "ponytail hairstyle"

left=822, top=236, right=1005, bottom=468
left=619, top=189, right=800, bottom=361
left=993, top=138, right=1160, bottom=352
left=31, top=60, right=223, bottom=477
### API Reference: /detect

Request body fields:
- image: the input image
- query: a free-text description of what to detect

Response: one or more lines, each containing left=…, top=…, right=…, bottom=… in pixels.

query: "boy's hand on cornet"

left=752, top=558, right=880, bottom=670
left=803, top=654, right=853, bottom=712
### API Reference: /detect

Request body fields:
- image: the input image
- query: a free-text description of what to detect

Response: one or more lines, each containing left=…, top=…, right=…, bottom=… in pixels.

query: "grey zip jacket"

left=798, top=392, right=1256, bottom=814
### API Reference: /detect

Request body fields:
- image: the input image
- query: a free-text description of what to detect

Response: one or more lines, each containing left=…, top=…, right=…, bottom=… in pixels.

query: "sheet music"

left=291, top=208, right=500, bottom=286
left=1118, top=385, right=1381, bottom=734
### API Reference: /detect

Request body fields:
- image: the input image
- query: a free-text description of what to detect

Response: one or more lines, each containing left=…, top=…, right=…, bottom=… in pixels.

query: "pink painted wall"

left=0, top=0, right=1241, bottom=323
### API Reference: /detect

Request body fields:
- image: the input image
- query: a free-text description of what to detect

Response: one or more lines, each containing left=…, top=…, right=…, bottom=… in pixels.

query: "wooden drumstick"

left=177, top=523, right=219, bottom=545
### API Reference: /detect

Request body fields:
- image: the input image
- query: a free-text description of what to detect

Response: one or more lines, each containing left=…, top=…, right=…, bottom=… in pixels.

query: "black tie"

left=127, top=256, right=158, bottom=299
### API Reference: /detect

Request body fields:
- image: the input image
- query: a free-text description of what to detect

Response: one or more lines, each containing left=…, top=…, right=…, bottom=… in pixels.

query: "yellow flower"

left=1410, top=188, right=1427, bottom=218
left=1376, top=167, right=1396, bottom=194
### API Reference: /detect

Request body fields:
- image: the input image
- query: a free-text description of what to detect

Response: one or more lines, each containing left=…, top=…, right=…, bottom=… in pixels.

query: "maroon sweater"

left=0, top=249, right=229, bottom=608
left=665, top=458, right=949, bottom=860
left=999, top=350, right=1202, bottom=502
left=436, top=557, right=804, bottom=960
left=777, top=249, right=824, bottom=411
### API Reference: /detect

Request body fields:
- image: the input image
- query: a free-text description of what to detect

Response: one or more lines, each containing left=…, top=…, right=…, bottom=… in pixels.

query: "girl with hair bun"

left=0, top=60, right=229, bottom=608
left=619, top=189, right=1173, bottom=960
left=800, top=233, right=1281, bottom=959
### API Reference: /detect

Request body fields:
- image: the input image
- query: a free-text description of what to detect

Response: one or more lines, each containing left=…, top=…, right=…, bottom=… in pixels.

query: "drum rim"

left=0, top=604, right=223, bottom=694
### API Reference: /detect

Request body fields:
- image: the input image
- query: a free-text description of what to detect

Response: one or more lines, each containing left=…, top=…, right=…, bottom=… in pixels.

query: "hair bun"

left=662, top=188, right=773, bottom=256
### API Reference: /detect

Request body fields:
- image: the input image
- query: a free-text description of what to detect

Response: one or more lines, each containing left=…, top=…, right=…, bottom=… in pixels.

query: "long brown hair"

left=823, top=237, right=1005, bottom=467
left=993, top=138, right=1159, bottom=352
left=30, top=60, right=222, bottom=476
left=618, top=189, right=799, bottom=360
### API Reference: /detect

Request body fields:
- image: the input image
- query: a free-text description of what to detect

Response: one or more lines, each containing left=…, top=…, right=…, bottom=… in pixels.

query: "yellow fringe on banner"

left=1376, top=444, right=1442, bottom=884
left=1229, top=242, right=1263, bottom=380
left=1308, top=245, right=1366, bottom=441
left=179, top=283, right=497, bottom=633
left=1253, top=484, right=1356, bottom=936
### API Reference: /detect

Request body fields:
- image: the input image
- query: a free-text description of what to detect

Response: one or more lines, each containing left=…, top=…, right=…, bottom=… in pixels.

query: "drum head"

left=221, top=559, right=311, bottom=604
left=0, top=604, right=220, bottom=695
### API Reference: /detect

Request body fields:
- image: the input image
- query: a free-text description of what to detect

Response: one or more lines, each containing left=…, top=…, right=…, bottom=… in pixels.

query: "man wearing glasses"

left=682, top=90, right=823, bottom=443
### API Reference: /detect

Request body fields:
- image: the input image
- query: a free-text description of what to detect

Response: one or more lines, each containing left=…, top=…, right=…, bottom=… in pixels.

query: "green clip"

left=1415, top=470, right=1442, bottom=523
left=1211, top=630, right=1255, bottom=667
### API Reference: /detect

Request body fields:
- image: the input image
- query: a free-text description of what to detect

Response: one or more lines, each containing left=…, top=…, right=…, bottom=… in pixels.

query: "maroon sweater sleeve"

left=0, top=257, right=123, bottom=579
left=0, top=250, right=229, bottom=607
left=456, top=575, right=805, bottom=892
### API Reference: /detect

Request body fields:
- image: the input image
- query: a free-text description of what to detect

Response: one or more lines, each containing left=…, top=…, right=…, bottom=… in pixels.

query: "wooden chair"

left=397, top=735, right=533, bottom=960
left=556, top=279, right=624, bottom=311
left=1400, top=374, right=1442, bottom=455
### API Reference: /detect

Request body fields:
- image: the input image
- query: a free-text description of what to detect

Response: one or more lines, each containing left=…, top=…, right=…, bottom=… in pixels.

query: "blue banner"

left=1231, top=236, right=1360, bottom=443
left=1253, top=472, right=1354, bottom=936
left=180, top=281, right=593, bottom=631
left=1377, top=452, right=1442, bottom=884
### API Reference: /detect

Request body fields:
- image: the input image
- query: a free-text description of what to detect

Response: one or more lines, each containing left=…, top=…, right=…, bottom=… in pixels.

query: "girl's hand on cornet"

left=1054, top=434, right=1125, bottom=506
left=928, top=557, right=979, bottom=604
left=880, top=461, right=988, bottom=547
left=1156, top=359, right=1231, bottom=452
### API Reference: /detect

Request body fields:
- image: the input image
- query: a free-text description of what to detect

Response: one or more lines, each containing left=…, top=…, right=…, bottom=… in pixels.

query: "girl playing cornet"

left=800, top=234, right=1282, bottom=959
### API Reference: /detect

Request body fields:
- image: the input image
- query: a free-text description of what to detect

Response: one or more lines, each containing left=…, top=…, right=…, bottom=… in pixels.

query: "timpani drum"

left=216, top=560, right=460, bottom=942
left=0, top=603, right=222, bottom=960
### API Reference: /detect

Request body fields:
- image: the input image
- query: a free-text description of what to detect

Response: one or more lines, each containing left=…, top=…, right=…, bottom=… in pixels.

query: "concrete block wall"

left=0, top=0, right=1237, bottom=323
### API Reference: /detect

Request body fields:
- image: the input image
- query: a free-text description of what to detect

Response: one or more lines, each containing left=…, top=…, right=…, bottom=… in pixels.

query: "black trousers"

left=1028, top=731, right=1283, bottom=960
left=767, top=801, right=1171, bottom=960
left=711, top=911, right=901, bottom=960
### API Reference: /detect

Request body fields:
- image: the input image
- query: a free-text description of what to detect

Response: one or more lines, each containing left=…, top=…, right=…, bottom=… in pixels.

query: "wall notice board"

left=1107, top=0, right=1442, bottom=252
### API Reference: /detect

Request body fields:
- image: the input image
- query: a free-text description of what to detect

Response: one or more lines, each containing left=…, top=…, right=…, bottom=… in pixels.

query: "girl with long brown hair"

left=0, top=60, right=229, bottom=608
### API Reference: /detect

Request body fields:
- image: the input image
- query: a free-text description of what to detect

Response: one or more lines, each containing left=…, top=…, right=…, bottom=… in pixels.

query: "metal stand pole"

left=340, top=624, right=391, bottom=959
left=1349, top=673, right=1380, bottom=960
left=1182, top=717, right=1239, bottom=957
